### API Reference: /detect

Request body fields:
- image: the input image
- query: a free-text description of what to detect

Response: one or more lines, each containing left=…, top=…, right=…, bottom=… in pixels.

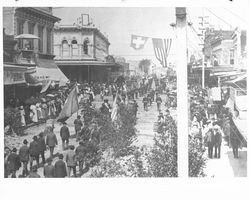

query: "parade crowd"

left=4, top=76, right=176, bottom=178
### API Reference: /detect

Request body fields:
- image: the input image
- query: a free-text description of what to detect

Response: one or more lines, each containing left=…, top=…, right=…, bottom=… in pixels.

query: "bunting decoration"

left=130, top=34, right=148, bottom=50
left=152, top=38, right=172, bottom=67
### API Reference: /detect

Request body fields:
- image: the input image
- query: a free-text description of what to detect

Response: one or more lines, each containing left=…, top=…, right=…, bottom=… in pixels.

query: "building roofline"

left=54, top=24, right=110, bottom=45
left=16, top=7, right=61, bottom=22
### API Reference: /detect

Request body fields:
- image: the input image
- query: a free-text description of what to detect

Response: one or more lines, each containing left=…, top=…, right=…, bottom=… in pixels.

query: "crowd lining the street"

left=189, top=84, right=245, bottom=160
left=4, top=76, right=176, bottom=178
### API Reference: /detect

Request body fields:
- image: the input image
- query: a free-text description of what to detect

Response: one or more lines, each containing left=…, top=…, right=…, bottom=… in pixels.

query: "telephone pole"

left=176, top=7, right=188, bottom=177
left=198, top=10, right=209, bottom=88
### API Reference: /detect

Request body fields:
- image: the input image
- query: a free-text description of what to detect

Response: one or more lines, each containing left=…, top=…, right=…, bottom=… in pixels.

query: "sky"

left=53, top=7, right=247, bottom=65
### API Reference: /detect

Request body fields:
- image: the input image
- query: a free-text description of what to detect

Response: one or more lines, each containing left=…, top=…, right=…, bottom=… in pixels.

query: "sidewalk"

left=204, top=139, right=247, bottom=177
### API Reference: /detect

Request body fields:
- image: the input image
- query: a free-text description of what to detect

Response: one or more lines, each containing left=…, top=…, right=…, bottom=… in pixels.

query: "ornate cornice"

left=15, top=9, right=55, bottom=29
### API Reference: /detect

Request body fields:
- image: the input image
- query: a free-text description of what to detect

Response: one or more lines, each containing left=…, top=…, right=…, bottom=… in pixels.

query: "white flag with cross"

left=130, top=34, right=148, bottom=50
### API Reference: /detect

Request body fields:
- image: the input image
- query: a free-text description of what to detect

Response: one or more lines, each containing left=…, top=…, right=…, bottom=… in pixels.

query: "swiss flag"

left=130, top=34, right=148, bottom=50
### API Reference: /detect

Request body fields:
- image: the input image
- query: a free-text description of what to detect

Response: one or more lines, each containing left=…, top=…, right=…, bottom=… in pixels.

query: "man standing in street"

left=29, top=136, right=40, bottom=170
left=7, top=148, right=21, bottom=178
left=60, top=122, right=70, bottom=150
left=19, top=139, right=30, bottom=177
left=66, top=145, right=77, bottom=177
left=46, top=129, right=58, bottom=158
left=75, top=141, right=85, bottom=175
left=54, top=154, right=67, bottom=178
left=143, top=95, right=148, bottom=111
left=156, top=94, right=162, bottom=112
left=214, top=125, right=222, bottom=158
left=38, top=132, right=46, bottom=164
left=43, top=157, right=55, bottom=178
left=74, top=115, right=83, bottom=141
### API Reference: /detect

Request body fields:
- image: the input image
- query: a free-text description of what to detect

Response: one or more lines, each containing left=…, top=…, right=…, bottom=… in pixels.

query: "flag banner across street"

left=130, top=34, right=172, bottom=67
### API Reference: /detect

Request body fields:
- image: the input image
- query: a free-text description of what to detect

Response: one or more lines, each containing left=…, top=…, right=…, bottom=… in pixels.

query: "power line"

left=223, top=8, right=247, bottom=23
left=206, top=8, right=233, bottom=29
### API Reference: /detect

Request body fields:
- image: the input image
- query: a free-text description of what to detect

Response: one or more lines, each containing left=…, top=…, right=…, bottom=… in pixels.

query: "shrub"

left=4, top=107, right=23, bottom=135
left=188, top=136, right=207, bottom=177
left=147, top=115, right=178, bottom=177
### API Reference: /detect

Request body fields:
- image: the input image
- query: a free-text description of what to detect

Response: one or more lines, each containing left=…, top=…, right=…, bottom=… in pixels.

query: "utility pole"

left=176, top=7, right=187, bottom=178
left=198, top=10, right=209, bottom=88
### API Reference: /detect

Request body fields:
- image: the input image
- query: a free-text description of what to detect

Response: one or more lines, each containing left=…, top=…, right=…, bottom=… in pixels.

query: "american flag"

left=152, top=38, right=172, bottom=67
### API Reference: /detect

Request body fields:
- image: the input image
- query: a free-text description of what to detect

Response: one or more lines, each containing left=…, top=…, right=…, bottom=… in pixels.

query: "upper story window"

left=83, top=38, right=89, bottom=55
left=62, top=40, right=69, bottom=57
left=72, top=39, right=78, bottom=56
left=38, top=26, right=44, bottom=53
left=28, top=22, right=35, bottom=49
left=17, top=19, right=24, bottom=49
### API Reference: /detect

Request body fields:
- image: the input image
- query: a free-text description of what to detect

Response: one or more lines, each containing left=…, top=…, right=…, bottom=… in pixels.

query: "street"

left=5, top=93, right=175, bottom=177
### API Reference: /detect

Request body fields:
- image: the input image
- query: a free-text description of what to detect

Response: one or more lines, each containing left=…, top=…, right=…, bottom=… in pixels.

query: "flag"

left=111, top=93, right=118, bottom=122
left=40, top=80, right=51, bottom=93
left=57, top=86, right=79, bottom=121
left=152, top=38, right=172, bottom=67
left=130, top=34, right=148, bottom=50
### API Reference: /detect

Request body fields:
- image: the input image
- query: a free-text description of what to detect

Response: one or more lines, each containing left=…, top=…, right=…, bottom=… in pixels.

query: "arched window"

left=83, top=38, right=89, bottom=55
left=62, top=40, right=69, bottom=57
left=72, top=40, right=78, bottom=56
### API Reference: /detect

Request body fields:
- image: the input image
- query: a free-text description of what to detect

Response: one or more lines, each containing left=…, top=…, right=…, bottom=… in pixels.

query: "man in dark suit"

left=19, top=139, right=30, bottom=177
left=29, top=136, right=40, bottom=170
left=46, top=130, right=58, bottom=158
left=7, top=148, right=21, bottom=178
left=38, top=132, right=46, bottom=164
left=60, top=122, right=70, bottom=150
left=74, top=115, right=83, bottom=141
left=54, top=154, right=67, bottom=178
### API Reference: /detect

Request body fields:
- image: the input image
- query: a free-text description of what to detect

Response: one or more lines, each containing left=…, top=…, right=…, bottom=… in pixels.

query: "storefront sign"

left=4, top=70, right=25, bottom=85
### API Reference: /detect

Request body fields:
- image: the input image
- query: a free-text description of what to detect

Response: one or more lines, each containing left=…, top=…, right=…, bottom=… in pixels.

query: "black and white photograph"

left=187, top=8, right=247, bottom=177
left=3, top=7, right=179, bottom=178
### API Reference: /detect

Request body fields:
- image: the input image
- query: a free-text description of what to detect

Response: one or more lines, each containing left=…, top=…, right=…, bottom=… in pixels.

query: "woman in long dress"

left=19, top=106, right=26, bottom=126
left=30, top=104, right=38, bottom=123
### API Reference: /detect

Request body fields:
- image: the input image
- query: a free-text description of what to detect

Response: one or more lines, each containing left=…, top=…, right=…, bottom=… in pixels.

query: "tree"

left=188, top=136, right=207, bottom=177
left=139, top=59, right=151, bottom=75
left=147, top=115, right=178, bottom=177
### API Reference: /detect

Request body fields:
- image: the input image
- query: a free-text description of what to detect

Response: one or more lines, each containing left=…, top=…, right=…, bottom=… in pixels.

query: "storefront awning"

left=33, top=59, right=69, bottom=84
left=226, top=74, right=247, bottom=84
left=235, top=96, right=247, bottom=112
left=4, top=64, right=36, bottom=85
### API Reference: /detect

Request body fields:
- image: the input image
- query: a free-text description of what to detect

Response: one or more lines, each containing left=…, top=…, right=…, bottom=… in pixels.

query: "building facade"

left=3, top=7, right=66, bottom=105
left=54, top=23, right=121, bottom=83
left=204, top=29, right=234, bottom=66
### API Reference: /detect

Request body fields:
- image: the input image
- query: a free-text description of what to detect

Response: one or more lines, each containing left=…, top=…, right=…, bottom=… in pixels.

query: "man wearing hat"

left=74, top=115, right=83, bottom=141
left=38, top=132, right=46, bottom=164
left=213, top=123, right=222, bottom=158
left=54, top=154, right=67, bottom=178
left=60, top=122, right=70, bottom=150
left=19, top=139, right=30, bottom=177
left=46, top=129, right=58, bottom=158
left=29, top=136, right=40, bottom=170
left=28, top=165, right=40, bottom=178
left=43, top=158, right=55, bottom=178
left=75, top=141, right=86, bottom=175
left=7, top=148, right=21, bottom=178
